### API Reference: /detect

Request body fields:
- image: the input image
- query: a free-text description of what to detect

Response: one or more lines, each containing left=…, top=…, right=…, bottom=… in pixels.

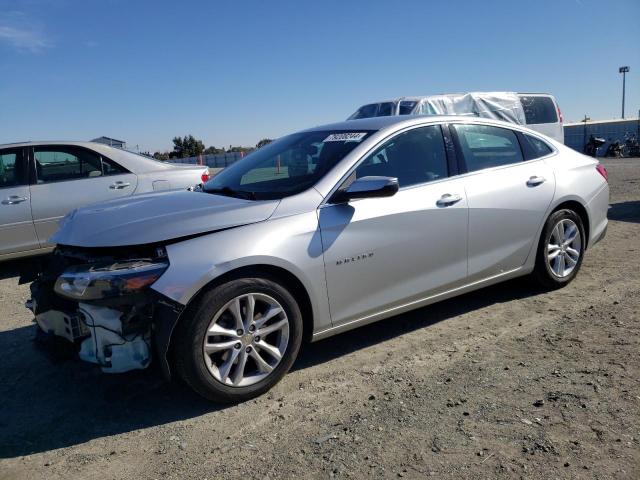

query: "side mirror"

left=331, top=176, right=399, bottom=203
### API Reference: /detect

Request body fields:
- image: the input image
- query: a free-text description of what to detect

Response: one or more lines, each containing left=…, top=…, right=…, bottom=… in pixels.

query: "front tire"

left=532, top=209, right=586, bottom=289
left=174, top=276, right=303, bottom=403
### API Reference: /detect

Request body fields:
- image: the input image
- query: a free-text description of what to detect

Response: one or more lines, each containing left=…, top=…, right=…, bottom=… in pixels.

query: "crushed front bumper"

left=27, top=247, right=185, bottom=378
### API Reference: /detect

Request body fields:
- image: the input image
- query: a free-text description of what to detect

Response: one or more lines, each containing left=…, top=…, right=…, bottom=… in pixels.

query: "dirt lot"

left=1, top=158, right=639, bottom=480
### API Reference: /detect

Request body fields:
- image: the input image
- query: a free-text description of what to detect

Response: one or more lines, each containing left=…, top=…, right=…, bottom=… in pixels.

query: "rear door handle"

left=1, top=196, right=28, bottom=205
left=436, top=193, right=463, bottom=207
left=526, top=176, right=546, bottom=187
left=109, top=181, right=131, bottom=190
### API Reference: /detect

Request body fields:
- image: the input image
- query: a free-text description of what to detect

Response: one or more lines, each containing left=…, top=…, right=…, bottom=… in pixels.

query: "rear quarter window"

left=102, top=157, right=128, bottom=175
left=520, top=133, right=554, bottom=160
left=519, top=96, right=558, bottom=125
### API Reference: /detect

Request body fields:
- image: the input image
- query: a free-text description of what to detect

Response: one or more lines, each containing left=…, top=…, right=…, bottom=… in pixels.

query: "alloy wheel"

left=203, top=293, right=289, bottom=387
left=547, top=218, right=582, bottom=278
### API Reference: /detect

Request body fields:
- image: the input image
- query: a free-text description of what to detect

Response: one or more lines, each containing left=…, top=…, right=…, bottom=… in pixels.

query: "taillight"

left=596, top=164, right=608, bottom=182
left=557, top=105, right=563, bottom=123
left=200, top=168, right=211, bottom=183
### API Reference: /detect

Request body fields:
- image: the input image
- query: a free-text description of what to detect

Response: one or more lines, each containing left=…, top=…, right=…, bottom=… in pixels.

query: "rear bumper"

left=591, top=223, right=607, bottom=247
left=587, top=183, right=609, bottom=249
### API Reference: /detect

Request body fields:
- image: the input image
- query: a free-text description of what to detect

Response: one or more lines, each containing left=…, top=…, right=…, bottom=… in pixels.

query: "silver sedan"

left=28, top=116, right=609, bottom=402
left=0, top=141, right=208, bottom=261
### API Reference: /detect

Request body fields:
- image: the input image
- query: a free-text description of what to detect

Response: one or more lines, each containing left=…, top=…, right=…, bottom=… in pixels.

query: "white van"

left=348, top=92, right=565, bottom=143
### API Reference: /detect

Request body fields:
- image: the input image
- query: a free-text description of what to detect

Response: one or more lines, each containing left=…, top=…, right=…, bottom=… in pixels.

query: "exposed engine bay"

left=26, top=244, right=183, bottom=375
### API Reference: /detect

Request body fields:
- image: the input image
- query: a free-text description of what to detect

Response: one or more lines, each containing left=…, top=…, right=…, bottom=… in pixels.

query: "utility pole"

left=619, top=66, right=630, bottom=118
left=582, top=114, right=590, bottom=150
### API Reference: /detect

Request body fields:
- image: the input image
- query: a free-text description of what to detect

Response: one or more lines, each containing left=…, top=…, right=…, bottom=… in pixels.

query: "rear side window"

left=520, top=133, right=553, bottom=160
left=34, top=147, right=103, bottom=183
left=0, top=148, right=27, bottom=188
left=33, top=146, right=127, bottom=183
left=453, top=124, right=523, bottom=172
left=519, top=96, right=558, bottom=125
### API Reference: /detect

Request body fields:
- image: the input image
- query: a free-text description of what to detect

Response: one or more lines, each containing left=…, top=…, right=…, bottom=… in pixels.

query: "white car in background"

left=348, top=92, right=565, bottom=143
left=0, top=141, right=209, bottom=260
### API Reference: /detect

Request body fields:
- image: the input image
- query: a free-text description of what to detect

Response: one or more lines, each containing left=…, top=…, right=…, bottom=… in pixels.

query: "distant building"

left=91, top=136, right=126, bottom=149
left=564, top=117, right=640, bottom=155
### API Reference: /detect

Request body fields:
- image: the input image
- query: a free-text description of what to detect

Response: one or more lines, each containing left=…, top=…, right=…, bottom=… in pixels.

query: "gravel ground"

left=1, top=158, right=639, bottom=480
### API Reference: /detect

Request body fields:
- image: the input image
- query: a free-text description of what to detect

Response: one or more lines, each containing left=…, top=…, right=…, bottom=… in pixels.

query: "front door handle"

left=436, top=193, right=462, bottom=207
left=1, top=195, right=28, bottom=205
left=109, top=181, right=131, bottom=190
left=526, top=176, right=546, bottom=187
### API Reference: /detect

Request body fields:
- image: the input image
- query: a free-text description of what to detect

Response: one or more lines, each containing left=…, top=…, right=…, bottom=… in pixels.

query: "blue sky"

left=1, top=0, right=638, bottom=152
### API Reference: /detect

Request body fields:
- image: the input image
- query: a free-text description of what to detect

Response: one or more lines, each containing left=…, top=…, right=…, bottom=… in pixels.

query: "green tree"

left=227, top=145, right=252, bottom=153
left=172, top=135, right=205, bottom=158
left=204, top=145, right=225, bottom=155
left=153, top=151, right=170, bottom=161
left=256, top=138, right=273, bottom=149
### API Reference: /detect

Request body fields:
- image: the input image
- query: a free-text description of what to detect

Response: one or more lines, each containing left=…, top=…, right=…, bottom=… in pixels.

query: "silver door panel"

left=464, top=160, right=555, bottom=281
left=0, top=185, right=39, bottom=255
left=319, top=178, right=469, bottom=326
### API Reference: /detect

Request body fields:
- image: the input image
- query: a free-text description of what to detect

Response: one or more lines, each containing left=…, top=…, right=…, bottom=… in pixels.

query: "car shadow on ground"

left=0, top=257, right=543, bottom=459
left=295, top=277, right=540, bottom=372
left=608, top=200, right=640, bottom=223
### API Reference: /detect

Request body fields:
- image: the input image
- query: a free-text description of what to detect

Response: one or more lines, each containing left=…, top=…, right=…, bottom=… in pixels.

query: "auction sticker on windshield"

left=323, top=132, right=367, bottom=142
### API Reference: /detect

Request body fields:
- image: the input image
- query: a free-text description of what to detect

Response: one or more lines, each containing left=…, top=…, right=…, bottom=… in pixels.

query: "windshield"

left=203, top=130, right=375, bottom=200
left=348, top=102, right=396, bottom=120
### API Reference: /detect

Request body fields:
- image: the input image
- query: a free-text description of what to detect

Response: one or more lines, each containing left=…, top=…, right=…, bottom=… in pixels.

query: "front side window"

left=204, top=130, right=374, bottom=200
left=353, top=125, right=448, bottom=188
left=0, top=148, right=27, bottom=188
left=398, top=101, right=417, bottom=115
left=453, top=124, right=523, bottom=172
left=519, top=96, right=558, bottom=125
left=34, top=146, right=103, bottom=183
left=377, top=102, right=393, bottom=117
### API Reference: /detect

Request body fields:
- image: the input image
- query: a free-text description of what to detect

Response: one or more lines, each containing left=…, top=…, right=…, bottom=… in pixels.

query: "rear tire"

left=532, top=209, right=586, bottom=289
left=174, top=276, right=303, bottom=403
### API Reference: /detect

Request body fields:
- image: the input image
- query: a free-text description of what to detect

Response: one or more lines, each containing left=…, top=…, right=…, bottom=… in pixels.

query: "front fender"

left=151, top=211, right=331, bottom=332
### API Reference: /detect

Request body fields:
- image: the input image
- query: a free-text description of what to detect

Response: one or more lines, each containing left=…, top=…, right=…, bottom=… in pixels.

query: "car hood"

left=50, top=190, right=280, bottom=247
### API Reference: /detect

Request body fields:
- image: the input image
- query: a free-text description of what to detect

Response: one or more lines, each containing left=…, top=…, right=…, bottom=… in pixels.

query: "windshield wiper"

left=206, top=186, right=257, bottom=200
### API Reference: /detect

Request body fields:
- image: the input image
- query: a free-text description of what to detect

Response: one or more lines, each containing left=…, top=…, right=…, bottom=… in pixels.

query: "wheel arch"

left=550, top=199, right=590, bottom=249
left=163, top=264, right=315, bottom=378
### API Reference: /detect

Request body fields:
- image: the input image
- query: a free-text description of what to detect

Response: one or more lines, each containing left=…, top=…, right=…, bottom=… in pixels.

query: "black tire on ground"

left=173, top=276, right=303, bottom=403
left=532, top=209, right=586, bottom=289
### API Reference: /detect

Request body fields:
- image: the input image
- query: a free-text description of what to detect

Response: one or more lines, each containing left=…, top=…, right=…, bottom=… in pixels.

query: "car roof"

left=0, top=140, right=178, bottom=174
left=357, top=92, right=556, bottom=104
left=301, top=114, right=524, bottom=133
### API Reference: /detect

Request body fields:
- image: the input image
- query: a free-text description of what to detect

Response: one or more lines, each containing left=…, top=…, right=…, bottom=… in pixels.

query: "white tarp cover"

left=414, top=92, right=526, bottom=125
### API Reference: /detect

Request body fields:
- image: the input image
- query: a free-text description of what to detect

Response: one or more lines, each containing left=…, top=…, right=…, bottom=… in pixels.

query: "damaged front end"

left=27, top=245, right=183, bottom=375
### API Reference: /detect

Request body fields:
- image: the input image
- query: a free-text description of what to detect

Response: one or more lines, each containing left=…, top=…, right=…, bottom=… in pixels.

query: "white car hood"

left=50, top=190, right=279, bottom=247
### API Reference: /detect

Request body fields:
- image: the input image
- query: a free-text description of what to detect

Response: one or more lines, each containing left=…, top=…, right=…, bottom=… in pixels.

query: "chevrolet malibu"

left=28, top=116, right=609, bottom=403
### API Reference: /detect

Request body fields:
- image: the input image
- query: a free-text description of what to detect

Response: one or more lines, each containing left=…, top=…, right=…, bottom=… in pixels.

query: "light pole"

left=619, top=66, right=630, bottom=118
left=582, top=114, right=590, bottom=150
